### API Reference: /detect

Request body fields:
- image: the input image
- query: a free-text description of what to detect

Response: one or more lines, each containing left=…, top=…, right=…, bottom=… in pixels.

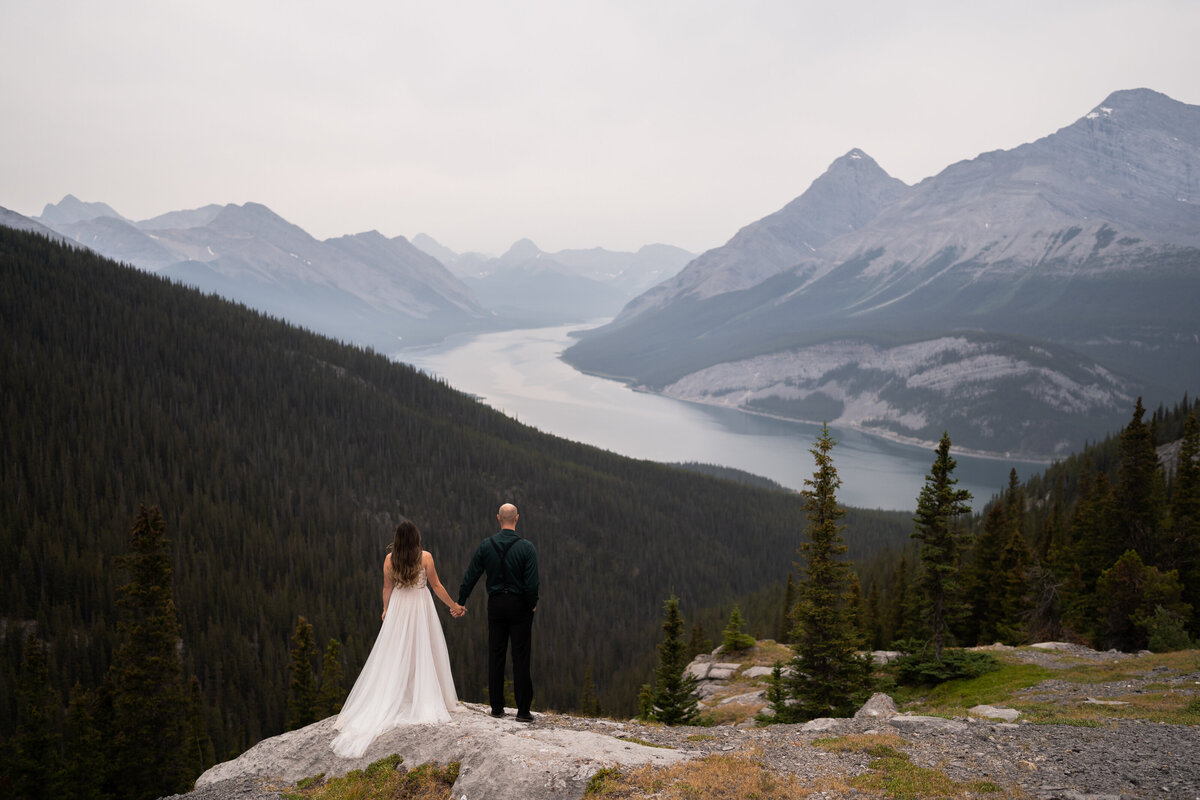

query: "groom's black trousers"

left=487, top=593, right=534, bottom=715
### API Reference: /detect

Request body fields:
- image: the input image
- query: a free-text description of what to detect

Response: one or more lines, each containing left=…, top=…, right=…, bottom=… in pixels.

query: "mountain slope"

left=35, top=199, right=493, bottom=347
left=564, top=89, right=1200, bottom=457
left=612, top=149, right=908, bottom=322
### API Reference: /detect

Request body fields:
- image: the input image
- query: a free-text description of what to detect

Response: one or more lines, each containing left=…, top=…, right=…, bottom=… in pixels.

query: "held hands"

left=450, top=603, right=466, bottom=619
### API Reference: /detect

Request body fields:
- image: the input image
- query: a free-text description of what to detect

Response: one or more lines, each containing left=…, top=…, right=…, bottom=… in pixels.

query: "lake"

left=396, top=322, right=1047, bottom=511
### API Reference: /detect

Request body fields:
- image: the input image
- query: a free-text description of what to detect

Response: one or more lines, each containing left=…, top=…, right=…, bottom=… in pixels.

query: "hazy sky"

left=3, top=1, right=1197, bottom=255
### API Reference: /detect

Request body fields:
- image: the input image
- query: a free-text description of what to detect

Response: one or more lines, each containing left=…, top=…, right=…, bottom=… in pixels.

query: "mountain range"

left=15, top=198, right=692, bottom=347
left=413, top=234, right=693, bottom=326
left=564, top=88, right=1200, bottom=459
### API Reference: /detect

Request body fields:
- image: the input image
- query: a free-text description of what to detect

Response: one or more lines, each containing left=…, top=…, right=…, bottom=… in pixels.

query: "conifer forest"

left=1, top=227, right=1196, bottom=796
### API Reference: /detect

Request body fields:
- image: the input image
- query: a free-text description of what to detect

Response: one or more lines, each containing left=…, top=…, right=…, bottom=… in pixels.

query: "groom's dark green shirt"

left=457, top=530, right=539, bottom=610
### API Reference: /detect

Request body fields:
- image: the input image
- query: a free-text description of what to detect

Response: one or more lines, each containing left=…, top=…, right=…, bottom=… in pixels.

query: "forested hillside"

left=0, top=227, right=912, bottom=772
left=859, top=396, right=1199, bottom=653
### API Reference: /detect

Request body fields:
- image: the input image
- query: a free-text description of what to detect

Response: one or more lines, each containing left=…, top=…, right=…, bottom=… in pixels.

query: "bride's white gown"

left=330, top=568, right=458, bottom=757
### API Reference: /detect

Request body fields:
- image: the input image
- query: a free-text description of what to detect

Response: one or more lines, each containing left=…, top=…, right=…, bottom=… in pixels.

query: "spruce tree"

left=778, top=573, right=797, bottom=643
left=648, top=596, right=699, bottom=725
left=104, top=505, right=196, bottom=799
left=912, top=433, right=973, bottom=660
left=721, top=605, right=756, bottom=653
left=287, top=617, right=319, bottom=730
left=61, top=683, right=109, bottom=800
left=788, top=424, right=872, bottom=721
left=687, top=623, right=713, bottom=659
left=8, top=632, right=63, bottom=800
left=1169, top=411, right=1200, bottom=634
left=1095, top=550, right=1190, bottom=651
left=995, top=524, right=1032, bottom=644
left=316, top=639, right=345, bottom=719
left=1116, top=398, right=1166, bottom=562
left=578, top=666, right=602, bottom=717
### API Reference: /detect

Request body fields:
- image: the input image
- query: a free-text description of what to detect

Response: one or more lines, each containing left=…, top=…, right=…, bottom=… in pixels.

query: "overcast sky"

left=3, top=0, right=1197, bottom=255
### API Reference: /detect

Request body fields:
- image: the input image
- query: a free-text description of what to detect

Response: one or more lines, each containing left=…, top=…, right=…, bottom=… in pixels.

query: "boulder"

left=706, top=665, right=739, bottom=681
left=740, top=666, right=776, bottom=680
left=195, top=705, right=689, bottom=800
left=800, top=717, right=842, bottom=732
left=887, top=714, right=968, bottom=733
left=869, top=650, right=903, bottom=665
left=718, top=690, right=765, bottom=706
left=854, top=693, right=898, bottom=719
left=968, top=704, right=1021, bottom=722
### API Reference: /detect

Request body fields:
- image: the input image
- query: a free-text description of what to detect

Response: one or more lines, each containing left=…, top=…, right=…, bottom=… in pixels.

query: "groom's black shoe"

left=515, top=713, right=534, bottom=723
left=490, top=709, right=506, bottom=718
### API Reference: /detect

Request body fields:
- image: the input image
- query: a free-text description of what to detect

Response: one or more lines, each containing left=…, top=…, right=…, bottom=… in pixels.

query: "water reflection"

left=396, top=323, right=1046, bottom=511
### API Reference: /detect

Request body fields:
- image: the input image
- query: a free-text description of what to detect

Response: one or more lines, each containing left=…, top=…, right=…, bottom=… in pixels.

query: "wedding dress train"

left=330, top=568, right=458, bottom=757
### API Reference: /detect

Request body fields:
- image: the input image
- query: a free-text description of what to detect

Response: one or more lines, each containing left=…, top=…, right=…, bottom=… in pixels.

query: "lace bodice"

left=395, top=567, right=427, bottom=590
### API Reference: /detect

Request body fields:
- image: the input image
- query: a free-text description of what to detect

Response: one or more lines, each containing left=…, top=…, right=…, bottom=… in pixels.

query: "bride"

left=330, top=520, right=464, bottom=757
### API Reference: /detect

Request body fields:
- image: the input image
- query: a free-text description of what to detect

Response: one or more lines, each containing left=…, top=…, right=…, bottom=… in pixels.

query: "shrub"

left=892, top=645, right=999, bottom=686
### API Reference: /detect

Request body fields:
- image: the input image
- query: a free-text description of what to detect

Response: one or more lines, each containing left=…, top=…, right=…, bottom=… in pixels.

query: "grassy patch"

left=283, top=755, right=459, bottom=800
left=1049, top=649, right=1200, bottom=684
left=1022, top=691, right=1200, bottom=726
left=891, top=661, right=1053, bottom=716
left=699, top=701, right=766, bottom=727
left=582, top=750, right=830, bottom=798
left=815, top=734, right=1021, bottom=799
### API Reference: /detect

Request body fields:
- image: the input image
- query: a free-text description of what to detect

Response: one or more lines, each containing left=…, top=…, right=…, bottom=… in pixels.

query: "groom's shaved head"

left=498, top=503, right=519, bottom=525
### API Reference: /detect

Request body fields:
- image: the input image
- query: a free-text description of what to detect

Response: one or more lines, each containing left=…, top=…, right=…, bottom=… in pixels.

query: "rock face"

left=195, top=705, right=688, bottom=800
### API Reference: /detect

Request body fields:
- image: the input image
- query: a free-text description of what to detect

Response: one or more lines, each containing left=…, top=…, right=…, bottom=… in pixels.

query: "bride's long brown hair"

left=389, top=520, right=423, bottom=588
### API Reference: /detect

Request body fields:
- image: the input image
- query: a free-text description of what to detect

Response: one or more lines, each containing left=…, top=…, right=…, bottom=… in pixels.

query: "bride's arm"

left=423, top=552, right=464, bottom=616
left=381, top=554, right=395, bottom=620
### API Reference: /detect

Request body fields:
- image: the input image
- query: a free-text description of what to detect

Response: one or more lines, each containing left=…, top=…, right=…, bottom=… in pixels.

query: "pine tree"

left=865, top=579, right=883, bottom=650
left=1168, top=411, right=1200, bottom=634
left=578, top=666, right=602, bottom=717
left=686, top=623, right=713, bottom=659
left=778, top=573, right=797, bottom=643
left=966, top=502, right=1008, bottom=644
left=104, top=505, right=197, bottom=799
left=8, top=632, right=63, bottom=800
left=287, top=617, right=319, bottom=730
left=648, top=596, right=699, bottom=725
left=721, top=605, right=756, bottom=653
left=60, top=683, right=109, bottom=800
left=788, top=424, right=873, bottom=721
left=316, top=639, right=345, bottom=719
left=912, top=433, right=973, bottom=660
left=995, top=524, right=1032, bottom=644
left=885, top=554, right=919, bottom=646
left=1116, top=398, right=1166, bottom=562
left=1095, top=549, right=1190, bottom=651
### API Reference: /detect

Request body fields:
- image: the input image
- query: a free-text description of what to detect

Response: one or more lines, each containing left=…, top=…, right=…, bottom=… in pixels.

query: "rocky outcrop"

left=193, top=704, right=689, bottom=800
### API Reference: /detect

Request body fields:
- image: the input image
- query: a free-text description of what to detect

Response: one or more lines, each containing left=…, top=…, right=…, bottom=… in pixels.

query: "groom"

left=457, top=503, right=539, bottom=722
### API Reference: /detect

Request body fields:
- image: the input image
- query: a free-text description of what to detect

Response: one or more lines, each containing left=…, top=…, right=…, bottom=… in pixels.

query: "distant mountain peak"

left=38, top=194, right=127, bottom=226
left=501, top=238, right=543, bottom=263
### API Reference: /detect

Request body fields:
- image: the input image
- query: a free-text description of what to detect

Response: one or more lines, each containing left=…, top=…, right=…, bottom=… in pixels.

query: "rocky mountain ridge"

left=28, top=199, right=491, bottom=348
left=564, top=88, right=1200, bottom=458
